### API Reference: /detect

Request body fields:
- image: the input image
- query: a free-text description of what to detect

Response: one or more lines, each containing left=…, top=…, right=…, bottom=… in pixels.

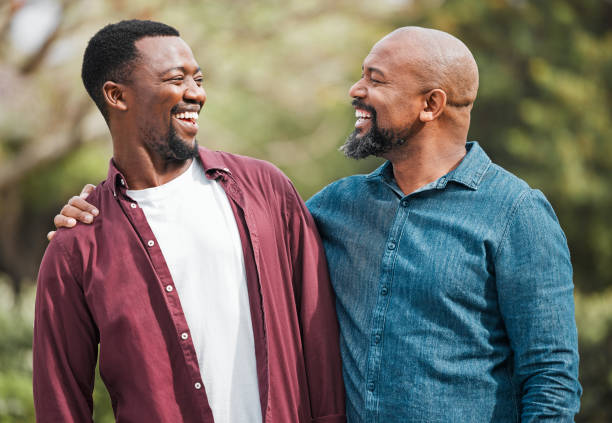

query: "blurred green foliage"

left=0, top=279, right=35, bottom=423
left=0, top=0, right=610, bottom=421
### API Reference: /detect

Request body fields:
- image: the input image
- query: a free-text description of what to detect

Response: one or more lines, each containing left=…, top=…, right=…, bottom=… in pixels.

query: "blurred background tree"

left=0, top=0, right=610, bottom=421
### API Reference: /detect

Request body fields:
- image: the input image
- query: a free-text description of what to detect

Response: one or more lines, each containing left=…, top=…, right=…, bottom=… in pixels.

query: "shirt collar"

left=196, top=146, right=234, bottom=180
left=443, top=141, right=491, bottom=190
left=365, top=141, right=491, bottom=191
left=106, top=159, right=128, bottom=197
left=105, top=146, right=234, bottom=194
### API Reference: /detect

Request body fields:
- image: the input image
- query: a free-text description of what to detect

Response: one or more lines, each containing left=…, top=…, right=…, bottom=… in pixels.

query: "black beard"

left=340, top=101, right=422, bottom=160
left=143, top=124, right=199, bottom=162
left=340, top=122, right=401, bottom=160
left=340, top=115, right=423, bottom=160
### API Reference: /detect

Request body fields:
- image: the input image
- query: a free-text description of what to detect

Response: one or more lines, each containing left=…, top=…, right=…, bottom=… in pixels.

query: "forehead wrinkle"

left=363, top=47, right=394, bottom=78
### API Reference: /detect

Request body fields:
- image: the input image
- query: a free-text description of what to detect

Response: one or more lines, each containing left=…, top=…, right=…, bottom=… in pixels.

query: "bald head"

left=343, top=26, right=478, bottom=159
left=375, top=27, right=479, bottom=108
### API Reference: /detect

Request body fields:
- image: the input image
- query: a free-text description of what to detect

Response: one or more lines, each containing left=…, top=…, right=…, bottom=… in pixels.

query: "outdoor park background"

left=0, top=0, right=611, bottom=421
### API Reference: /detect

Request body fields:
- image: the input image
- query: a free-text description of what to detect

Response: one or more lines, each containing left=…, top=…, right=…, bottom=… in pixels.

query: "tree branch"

left=0, top=98, right=94, bottom=191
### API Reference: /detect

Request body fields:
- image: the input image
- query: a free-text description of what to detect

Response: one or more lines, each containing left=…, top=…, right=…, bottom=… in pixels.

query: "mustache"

left=170, top=102, right=202, bottom=114
left=351, top=99, right=376, bottom=116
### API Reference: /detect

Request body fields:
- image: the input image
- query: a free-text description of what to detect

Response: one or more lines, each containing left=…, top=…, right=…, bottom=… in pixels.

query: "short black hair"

left=81, top=19, right=180, bottom=122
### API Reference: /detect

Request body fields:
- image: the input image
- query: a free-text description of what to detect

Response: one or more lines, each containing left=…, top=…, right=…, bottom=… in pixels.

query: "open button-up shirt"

left=33, top=147, right=346, bottom=423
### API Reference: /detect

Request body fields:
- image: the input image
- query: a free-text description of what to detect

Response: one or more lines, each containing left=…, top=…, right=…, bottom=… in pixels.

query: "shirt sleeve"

left=33, top=237, right=99, bottom=423
left=495, top=189, right=582, bottom=422
left=286, top=184, right=347, bottom=423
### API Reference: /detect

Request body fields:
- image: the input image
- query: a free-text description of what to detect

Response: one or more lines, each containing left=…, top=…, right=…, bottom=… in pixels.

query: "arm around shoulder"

left=286, top=184, right=346, bottom=423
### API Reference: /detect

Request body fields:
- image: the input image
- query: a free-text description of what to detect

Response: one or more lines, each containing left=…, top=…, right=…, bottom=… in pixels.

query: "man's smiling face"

left=341, top=35, right=427, bottom=159
left=126, top=36, right=206, bottom=161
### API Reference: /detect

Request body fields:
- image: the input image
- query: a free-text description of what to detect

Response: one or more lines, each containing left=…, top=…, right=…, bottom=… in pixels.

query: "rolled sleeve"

left=33, top=237, right=98, bottom=423
left=495, top=189, right=581, bottom=421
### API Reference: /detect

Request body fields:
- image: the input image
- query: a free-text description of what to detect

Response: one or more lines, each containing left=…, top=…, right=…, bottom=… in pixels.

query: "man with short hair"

left=307, top=27, right=581, bottom=422
left=33, top=20, right=345, bottom=423
left=52, top=26, right=582, bottom=422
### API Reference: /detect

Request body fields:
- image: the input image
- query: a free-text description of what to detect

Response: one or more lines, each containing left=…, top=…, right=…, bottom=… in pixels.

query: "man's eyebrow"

left=361, top=65, right=386, bottom=78
left=159, top=66, right=202, bottom=76
left=367, top=67, right=385, bottom=78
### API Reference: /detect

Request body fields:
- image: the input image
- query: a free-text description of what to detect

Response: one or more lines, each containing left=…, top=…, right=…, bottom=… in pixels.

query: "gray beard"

left=340, top=113, right=424, bottom=160
left=340, top=123, right=400, bottom=159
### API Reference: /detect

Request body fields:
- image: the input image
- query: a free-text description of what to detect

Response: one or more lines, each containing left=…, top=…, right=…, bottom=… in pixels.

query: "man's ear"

left=419, top=89, right=447, bottom=122
left=102, top=81, right=128, bottom=112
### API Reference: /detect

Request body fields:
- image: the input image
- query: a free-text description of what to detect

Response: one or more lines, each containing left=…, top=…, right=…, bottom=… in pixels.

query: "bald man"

left=53, top=26, right=581, bottom=422
left=307, top=27, right=581, bottom=422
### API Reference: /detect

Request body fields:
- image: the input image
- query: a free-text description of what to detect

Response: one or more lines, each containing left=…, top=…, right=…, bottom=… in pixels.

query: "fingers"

left=54, top=212, right=77, bottom=229
left=80, top=184, right=95, bottom=199
left=49, top=185, right=99, bottom=238
left=66, top=195, right=99, bottom=222
left=56, top=201, right=96, bottom=226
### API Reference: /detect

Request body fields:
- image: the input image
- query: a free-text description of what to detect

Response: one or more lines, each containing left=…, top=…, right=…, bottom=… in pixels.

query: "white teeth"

left=355, top=109, right=371, bottom=119
left=173, top=111, right=199, bottom=121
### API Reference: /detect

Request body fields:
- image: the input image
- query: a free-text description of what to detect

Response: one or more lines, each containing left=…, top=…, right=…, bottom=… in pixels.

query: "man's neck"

left=113, top=145, right=195, bottom=190
left=386, top=139, right=467, bottom=196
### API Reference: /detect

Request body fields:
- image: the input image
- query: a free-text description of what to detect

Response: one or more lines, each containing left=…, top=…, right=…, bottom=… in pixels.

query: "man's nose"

left=348, top=79, right=366, bottom=99
left=184, top=80, right=206, bottom=105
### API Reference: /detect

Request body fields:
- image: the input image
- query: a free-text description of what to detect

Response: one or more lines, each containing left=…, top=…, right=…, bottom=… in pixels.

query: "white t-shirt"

left=127, top=159, right=262, bottom=423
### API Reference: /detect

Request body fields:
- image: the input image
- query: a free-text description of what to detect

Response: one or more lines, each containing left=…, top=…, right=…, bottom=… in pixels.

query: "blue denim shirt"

left=307, top=142, right=581, bottom=423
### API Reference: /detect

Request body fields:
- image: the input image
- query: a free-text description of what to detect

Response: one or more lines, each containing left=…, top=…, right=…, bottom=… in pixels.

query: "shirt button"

left=165, top=285, right=174, bottom=292
left=387, top=241, right=396, bottom=250
left=181, top=332, right=189, bottom=340
left=380, top=286, right=389, bottom=296
left=194, top=382, right=202, bottom=390
left=147, top=240, right=155, bottom=247
left=374, top=334, right=381, bottom=344
left=401, top=199, right=409, bottom=207
left=367, top=382, right=375, bottom=392
left=130, top=203, right=137, bottom=208
left=120, top=179, right=125, bottom=186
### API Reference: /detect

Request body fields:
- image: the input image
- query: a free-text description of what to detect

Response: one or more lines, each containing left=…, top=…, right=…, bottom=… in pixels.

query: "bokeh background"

left=1, top=0, right=611, bottom=421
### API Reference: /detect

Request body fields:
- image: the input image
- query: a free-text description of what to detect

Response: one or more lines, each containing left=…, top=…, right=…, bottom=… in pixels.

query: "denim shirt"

left=307, top=142, right=581, bottom=423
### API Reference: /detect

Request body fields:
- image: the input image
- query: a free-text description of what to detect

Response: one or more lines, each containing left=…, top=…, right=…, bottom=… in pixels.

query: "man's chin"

left=167, top=137, right=199, bottom=161
left=340, top=129, right=389, bottom=160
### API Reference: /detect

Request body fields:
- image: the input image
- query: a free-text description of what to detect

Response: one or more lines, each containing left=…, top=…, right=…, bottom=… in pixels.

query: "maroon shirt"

left=33, top=147, right=346, bottom=423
